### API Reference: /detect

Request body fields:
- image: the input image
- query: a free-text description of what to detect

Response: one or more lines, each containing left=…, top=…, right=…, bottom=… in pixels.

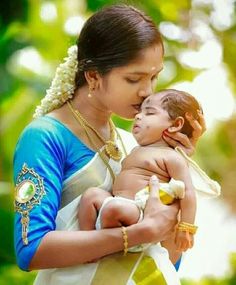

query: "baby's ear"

left=167, top=116, right=184, bottom=133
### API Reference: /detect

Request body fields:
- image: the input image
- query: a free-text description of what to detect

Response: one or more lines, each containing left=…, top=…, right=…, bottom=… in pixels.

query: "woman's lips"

left=132, top=104, right=141, bottom=111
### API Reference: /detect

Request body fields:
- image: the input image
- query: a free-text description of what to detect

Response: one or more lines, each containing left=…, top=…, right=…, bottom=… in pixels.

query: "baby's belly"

left=113, top=171, right=149, bottom=199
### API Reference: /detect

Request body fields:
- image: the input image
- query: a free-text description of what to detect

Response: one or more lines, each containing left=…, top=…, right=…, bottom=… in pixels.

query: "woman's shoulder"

left=14, top=116, right=77, bottom=159
left=24, top=115, right=65, bottom=132
left=20, top=116, right=75, bottom=143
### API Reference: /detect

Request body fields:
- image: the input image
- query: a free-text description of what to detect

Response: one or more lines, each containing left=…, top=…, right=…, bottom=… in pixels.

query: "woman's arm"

left=29, top=176, right=179, bottom=270
left=14, top=124, right=178, bottom=271
left=29, top=226, right=141, bottom=269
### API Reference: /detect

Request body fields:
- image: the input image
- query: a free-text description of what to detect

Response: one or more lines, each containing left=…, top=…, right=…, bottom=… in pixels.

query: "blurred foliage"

left=197, top=115, right=236, bottom=213
left=1, top=0, right=236, bottom=283
left=182, top=252, right=236, bottom=284
left=0, top=264, right=36, bottom=285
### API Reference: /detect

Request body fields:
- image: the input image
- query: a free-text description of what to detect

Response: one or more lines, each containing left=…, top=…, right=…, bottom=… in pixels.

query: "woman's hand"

left=162, top=111, right=206, bottom=156
left=142, top=176, right=179, bottom=243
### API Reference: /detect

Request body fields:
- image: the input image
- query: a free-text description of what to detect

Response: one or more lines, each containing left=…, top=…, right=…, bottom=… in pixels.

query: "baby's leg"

left=78, top=187, right=111, bottom=230
left=101, top=198, right=141, bottom=228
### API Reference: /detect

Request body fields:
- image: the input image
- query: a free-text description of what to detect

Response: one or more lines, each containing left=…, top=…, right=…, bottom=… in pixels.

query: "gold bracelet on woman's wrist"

left=177, top=222, right=198, bottom=235
left=121, top=226, right=128, bottom=256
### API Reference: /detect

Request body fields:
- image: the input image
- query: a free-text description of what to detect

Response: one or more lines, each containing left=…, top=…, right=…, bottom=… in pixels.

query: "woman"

left=13, top=5, right=205, bottom=285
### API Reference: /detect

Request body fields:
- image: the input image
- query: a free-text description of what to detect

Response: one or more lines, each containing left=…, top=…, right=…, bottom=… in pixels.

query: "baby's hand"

left=175, top=230, right=194, bottom=252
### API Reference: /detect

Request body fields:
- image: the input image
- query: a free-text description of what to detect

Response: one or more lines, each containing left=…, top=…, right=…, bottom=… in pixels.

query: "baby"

left=78, top=89, right=202, bottom=262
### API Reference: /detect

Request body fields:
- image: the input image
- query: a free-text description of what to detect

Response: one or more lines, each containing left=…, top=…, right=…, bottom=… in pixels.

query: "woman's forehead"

left=115, top=45, right=163, bottom=75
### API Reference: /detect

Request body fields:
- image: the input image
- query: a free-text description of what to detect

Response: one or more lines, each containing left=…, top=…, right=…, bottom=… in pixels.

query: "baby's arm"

left=164, top=151, right=197, bottom=252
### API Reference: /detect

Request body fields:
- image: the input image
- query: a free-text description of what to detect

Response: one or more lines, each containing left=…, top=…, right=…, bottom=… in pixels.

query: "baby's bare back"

left=113, top=146, right=172, bottom=199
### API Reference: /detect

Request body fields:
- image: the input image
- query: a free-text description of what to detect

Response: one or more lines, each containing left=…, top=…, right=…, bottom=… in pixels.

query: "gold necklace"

left=67, top=101, right=123, bottom=161
left=68, top=103, right=116, bottom=182
left=67, top=101, right=126, bottom=182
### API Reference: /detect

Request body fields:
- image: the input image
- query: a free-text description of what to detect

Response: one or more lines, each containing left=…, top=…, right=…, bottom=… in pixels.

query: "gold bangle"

left=177, top=222, right=198, bottom=235
left=121, top=226, right=128, bottom=256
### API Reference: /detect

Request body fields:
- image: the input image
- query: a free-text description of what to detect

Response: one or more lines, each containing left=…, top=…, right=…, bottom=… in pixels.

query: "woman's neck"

left=48, top=85, right=112, bottom=141
left=71, top=86, right=112, bottom=127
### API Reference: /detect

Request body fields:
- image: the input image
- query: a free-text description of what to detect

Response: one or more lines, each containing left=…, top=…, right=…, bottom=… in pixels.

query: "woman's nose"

left=138, top=84, right=153, bottom=98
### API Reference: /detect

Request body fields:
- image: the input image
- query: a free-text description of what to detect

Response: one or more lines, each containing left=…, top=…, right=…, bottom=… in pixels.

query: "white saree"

left=34, top=129, right=220, bottom=285
left=34, top=129, right=181, bottom=285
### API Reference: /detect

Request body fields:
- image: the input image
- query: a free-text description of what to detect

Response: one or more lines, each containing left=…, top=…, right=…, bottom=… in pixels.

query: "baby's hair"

left=157, top=89, right=202, bottom=138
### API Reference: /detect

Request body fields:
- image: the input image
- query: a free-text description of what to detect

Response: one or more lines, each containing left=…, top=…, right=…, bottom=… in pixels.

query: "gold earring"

left=88, top=85, right=95, bottom=98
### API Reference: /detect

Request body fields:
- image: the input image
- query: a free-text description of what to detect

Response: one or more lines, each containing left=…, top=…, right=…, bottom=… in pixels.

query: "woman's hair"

left=158, top=89, right=202, bottom=138
left=75, top=4, right=163, bottom=88
left=33, top=4, right=163, bottom=118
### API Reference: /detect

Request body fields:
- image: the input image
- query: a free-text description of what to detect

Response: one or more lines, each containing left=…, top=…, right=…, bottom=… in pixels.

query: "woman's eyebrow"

left=128, top=71, right=148, bottom=75
left=127, top=67, right=164, bottom=75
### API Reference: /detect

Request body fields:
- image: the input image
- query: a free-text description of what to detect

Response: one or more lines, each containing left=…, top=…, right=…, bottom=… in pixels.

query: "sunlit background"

left=1, top=0, right=236, bottom=284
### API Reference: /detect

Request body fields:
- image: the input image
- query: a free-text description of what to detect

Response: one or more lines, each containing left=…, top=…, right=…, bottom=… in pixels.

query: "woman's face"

left=97, top=44, right=164, bottom=119
left=132, top=95, right=172, bottom=146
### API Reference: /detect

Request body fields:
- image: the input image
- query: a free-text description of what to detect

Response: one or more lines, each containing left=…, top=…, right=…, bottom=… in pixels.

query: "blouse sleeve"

left=13, top=120, right=66, bottom=271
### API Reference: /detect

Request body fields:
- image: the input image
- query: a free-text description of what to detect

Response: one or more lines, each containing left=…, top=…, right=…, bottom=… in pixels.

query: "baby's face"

left=132, top=94, right=172, bottom=145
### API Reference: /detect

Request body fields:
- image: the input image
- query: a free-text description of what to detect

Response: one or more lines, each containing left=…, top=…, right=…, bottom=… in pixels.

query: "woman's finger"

left=162, top=132, right=195, bottom=156
left=163, top=129, right=197, bottom=156
left=148, top=175, right=160, bottom=199
left=186, top=111, right=206, bottom=145
left=190, top=120, right=203, bottom=143
left=163, top=131, right=191, bottom=148
left=197, top=111, right=206, bottom=133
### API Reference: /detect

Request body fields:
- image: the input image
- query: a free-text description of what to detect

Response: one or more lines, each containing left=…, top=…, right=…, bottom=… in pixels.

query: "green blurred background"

left=1, top=0, right=236, bottom=284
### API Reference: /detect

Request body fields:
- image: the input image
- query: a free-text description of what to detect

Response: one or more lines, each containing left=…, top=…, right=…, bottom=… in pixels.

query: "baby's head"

left=133, top=89, right=202, bottom=146
left=157, top=89, right=202, bottom=138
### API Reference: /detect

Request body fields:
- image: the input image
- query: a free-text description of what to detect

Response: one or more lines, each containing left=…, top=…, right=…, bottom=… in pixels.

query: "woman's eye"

left=126, top=78, right=140, bottom=83
left=151, top=74, right=158, bottom=81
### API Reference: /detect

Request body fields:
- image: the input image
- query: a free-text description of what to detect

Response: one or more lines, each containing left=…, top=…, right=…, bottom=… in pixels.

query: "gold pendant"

left=105, top=140, right=122, bottom=161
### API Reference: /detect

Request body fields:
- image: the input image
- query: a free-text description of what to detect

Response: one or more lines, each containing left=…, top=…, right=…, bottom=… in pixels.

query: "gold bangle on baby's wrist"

left=121, top=226, right=128, bottom=256
left=177, top=222, right=198, bottom=235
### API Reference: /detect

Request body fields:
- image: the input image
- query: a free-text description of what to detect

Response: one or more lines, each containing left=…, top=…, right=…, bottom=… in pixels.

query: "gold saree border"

left=91, top=252, right=141, bottom=285
left=132, top=255, right=167, bottom=285
left=91, top=252, right=167, bottom=285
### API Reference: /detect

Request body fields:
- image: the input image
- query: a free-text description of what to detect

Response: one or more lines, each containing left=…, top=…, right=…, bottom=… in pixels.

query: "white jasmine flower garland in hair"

left=33, top=45, right=78, bottom=118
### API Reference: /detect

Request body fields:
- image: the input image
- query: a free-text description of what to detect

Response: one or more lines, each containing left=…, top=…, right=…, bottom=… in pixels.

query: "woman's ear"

left=167, top=116, right=185, bottom=133
left=84, top=70, right=101, bottom=89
